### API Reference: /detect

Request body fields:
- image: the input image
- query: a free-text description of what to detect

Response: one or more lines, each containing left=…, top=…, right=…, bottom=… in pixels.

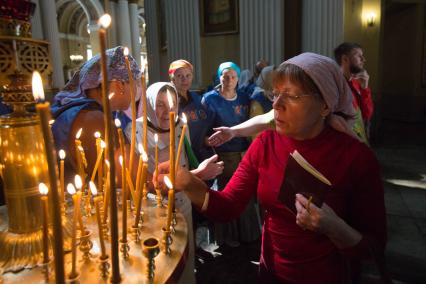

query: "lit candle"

left=90, top=140, right=105, bottom=182
left=167, top=90, right=176, bottom=189
left=134, top=147, right=148, bottom=227
left=114, top=119, right=126, bottom=174
left=175, top=113, right=187, bottom=170
left=74, top=128, right=84, bottom=177
left=164, top=176, right=174, bottom=231
left=94, top=132, right=104, bottom=193
left=141, top=61, right=148, bottom=155
left=154, top=134, right=159, bottom=187
left=67, top=183, right=80, bottom=279
left=32, top=71, right=65, bottom=283
left=90, top=182, right=107, bottom=258
left=119, top=155, right=128, bottom=243
left=123, top=47, right=136, bottom=176
left=98, top=13, right=120, bottom=281
left=102, top=160, right=110, bottom=224
left=74, top=175, right=85, bottom=232
left=39, top=183, right=49, bottom=264
left=59, top=149, right=66, bottom=205
left=135, top=142, right=144, bottom=196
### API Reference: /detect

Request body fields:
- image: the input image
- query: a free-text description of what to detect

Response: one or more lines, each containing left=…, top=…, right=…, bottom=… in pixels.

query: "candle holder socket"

left=98, top=255, right=110, bottom=279
left=161, top=227, right=173, bottom=255
left=142, top=237, right=160, bottom=280
left=131, top=224, right=141, bottom=243
left=79, top=230, right=93, bottom=261
left=120, top=239, right=130, bottom=259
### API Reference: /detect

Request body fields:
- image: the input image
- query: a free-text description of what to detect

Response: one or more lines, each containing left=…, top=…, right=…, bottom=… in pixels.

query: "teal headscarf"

left=217, top=61, right=241, bottom=78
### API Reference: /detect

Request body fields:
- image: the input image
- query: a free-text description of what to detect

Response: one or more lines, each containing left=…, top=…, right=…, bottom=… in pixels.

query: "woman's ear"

left=320, top=102, right=331, bottom=119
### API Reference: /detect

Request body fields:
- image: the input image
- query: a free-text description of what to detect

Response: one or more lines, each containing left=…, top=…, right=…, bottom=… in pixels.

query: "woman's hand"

left=206, top=127, right=235, bottom=147
left=294, top=194, right=362, bottom=248
left=191, top=154, right=224, bottom=181
left=294, top=194, right=338, bottom=234
left=154, top=160, right=193, bottom=193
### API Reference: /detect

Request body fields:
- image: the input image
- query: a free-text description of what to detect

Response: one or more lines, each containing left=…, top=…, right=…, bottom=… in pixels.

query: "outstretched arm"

left=207, top=110, right=274, bottom=147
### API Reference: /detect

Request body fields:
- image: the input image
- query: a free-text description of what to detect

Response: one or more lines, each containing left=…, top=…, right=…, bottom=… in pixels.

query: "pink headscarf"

left=285, top=52, right=358, bottom=139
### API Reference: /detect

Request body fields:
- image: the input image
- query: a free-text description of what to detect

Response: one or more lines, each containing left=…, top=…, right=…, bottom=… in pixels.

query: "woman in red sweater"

left=156, top=53, right=387, bottom=283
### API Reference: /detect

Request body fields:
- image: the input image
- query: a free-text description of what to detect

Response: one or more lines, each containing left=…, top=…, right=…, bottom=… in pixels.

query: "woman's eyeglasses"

left=272, top=92, right=314, bottom=104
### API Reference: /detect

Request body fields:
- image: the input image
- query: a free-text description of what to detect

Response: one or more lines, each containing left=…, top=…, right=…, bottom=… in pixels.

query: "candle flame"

left=67, top=183, right=76, bottom=195
left=167, top=89, right=174, bottom=109
left=114, top=118, right=121, bottom=128
left=39, top=183, right=48, bottom=195
left=105, top=159, right=110, bottom=168
left=74, top=175, right=82, bottom=190
left=76, top=128, right=83, bottom=139
left=99, top=14, right=111, bottom=29
left=154, top=133, right=158, bottom=143
left=100, top=140, right=106, bottom=149
left=123, top=47, right=129, bottom=56
left=164, top=175, right=173, bottom=189
left=77, top=145, right=84, bottom=152
left=138, top=143, right=143, bottom=154
left=49, top=119, right=55, bottom=125
left=109, top=92, right=115, bottom=100
left=59, top=149, right=66, bottom=160
left=89, top=181, right=97, bottom=196
left=139, top=146, right=148, bottom=162
left=119, top=155, right=123, bottom=166
left=94, top=131, right=101, bottom=139
left=32, top=71, right=45, bottom=101
left=182, top=113, right=187, bottom=124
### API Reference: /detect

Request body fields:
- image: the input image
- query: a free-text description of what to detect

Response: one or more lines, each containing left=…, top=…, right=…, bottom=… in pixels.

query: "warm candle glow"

left=138, top=144, right=148, bottom=162
left=119, top=155, right=123, bottom=166
left=75, top=128, right=83, bottom=139
left=49, top=119, right=55, bottom=125
left=114, top=118, right=121, bottom=128
left=74, top=175, right=82, bottom=190
left=167, top=89, right=174, bottom=109
left=89, top=181, right=97, bottom=196
left=108, top=92, right=115, bottom=100
left=59, top=149, right=66, bottom=160
left=154, top=133, right=158, bottom=144
left=105, top=159, right=110, bottom=169
left=164, top=176, right=173, bottom=190
left=67, top=183, right=76, bottom=195
left=32, top=71, right=44, bottom=101
left=94, top=131, right=101, bottom=139
left=182, top=113, right=187, bottom=124
left=101, top=140, right=106, bottom=149
left=98, top=14, right=112, bottom=29
left=39, top=183, right=48, bottom=195
left=123, top=47, right=129, bottom=56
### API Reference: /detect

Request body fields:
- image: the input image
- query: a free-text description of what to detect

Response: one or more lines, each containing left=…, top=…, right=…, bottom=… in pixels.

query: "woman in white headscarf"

left=156, top=53, right=387, bottom=283
left=129, top=82, right=223, bottom=284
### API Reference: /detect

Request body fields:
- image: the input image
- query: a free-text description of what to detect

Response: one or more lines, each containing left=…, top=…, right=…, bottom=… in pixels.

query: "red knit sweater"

left=204, top=127, right=386, bottom=283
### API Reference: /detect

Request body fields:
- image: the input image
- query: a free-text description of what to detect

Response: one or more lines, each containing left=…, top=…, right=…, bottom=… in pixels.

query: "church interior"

left=0, top=0, right=425, bottom=283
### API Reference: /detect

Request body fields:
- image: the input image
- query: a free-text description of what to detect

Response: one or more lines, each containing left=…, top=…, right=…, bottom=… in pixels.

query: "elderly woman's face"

left=155, top=90, right=178, bottom=130
left=220, top=69, right=238, bottom=91
left=272, top=79, right=329, bottom=140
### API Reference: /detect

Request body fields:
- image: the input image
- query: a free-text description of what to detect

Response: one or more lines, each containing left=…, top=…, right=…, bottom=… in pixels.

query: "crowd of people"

left=41, top=43, right=385, bottom=283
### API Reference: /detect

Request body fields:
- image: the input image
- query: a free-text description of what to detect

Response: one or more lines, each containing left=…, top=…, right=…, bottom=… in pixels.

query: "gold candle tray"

left=1, top=198, right=188, bottom=283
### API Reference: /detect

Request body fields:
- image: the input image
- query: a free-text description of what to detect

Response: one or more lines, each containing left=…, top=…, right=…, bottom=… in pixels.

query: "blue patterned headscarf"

left=54, top=46, right=141, bottom=105
left=217, top=61, right=241, bottom=78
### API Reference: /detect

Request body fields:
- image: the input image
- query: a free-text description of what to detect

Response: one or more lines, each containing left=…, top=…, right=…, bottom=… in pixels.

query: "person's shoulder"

left=331, top=128, right=377, bottom=161
left=202, top=89, right=220, bottom=103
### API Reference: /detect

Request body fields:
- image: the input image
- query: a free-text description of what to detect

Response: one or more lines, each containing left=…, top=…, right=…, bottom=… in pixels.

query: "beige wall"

left=199, top=34, right=240, bottom=89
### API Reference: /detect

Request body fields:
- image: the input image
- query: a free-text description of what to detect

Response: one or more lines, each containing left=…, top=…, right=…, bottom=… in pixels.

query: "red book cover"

left=278, top=151, right=332, bottom=215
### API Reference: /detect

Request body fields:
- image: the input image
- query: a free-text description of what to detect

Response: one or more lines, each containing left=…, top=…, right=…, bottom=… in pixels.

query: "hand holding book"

left=278, top=150, right=332, bottom=215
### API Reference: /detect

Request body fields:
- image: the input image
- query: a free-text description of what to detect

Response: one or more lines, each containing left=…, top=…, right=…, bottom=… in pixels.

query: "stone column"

left=164, top=0, right=201, bottom=87
left=302, top=0, right=343, bottom=57
left=144, top=0, right=161, bottom=82
left=30, top=0, right=43, bottom=39
left=39, top=0, right=65, bottom=88
left=108, top=0, right=118, bottom=48
left=88, top=22, right=100, bottom=56
left=129, top=0, right=141, bottom=66
left=116, top=0, right=132, bottom=51
left=239, top=0, right=284, bottom=69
